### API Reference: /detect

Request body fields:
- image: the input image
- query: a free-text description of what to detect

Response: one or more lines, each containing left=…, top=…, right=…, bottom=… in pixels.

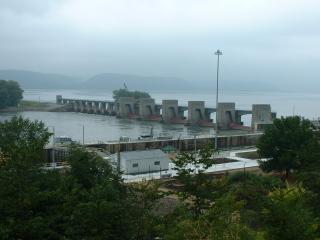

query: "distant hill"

left=0, top=69, right=277, bottom=92
left=83, top=73, right=190, bottom=91
left=0, top=70, right=80, bottom=89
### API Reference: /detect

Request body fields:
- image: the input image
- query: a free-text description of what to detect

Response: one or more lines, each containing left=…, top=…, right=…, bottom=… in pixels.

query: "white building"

left=111, top=149, right=171, bottom=174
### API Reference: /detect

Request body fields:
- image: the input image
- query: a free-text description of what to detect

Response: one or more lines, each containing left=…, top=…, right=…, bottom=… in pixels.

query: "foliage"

left=262, top=184, right=318, bottom=240
left=257, top=116, right=320, bottom=179
left=173, top=145, right=222, bottom=217
left=0, top=117, right=161, bottom=239
left=227, top=172, right=283, bottom=228
left=163, top=194, right=257, bottom=240
left=0, top=80, right=23, bottom=109
left=0, top=116, right=52, bottom=165
left=1, top=116, right=320, bottom=239
left=112, top=88, right=151, bottom=100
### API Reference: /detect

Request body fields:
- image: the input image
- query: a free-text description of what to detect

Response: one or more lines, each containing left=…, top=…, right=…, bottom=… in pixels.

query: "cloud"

left=0, top=0, right=62, bottom=15
left=0, top=0, right=319, bottom=87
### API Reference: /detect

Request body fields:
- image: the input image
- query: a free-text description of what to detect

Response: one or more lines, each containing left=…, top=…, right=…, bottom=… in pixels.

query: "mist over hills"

left=0, top=69, right=277, bottom=92
left=0, top=70, right=79, bottom=89
left=84, top=73, right=190, bottom=90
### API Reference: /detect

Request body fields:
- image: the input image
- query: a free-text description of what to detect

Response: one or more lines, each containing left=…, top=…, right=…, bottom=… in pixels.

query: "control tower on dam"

left=56, top=95, right=276, bottom=131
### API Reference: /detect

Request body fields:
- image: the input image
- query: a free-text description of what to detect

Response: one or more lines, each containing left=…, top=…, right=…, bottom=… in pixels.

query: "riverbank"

left=0, top=100, right=68, bottom=112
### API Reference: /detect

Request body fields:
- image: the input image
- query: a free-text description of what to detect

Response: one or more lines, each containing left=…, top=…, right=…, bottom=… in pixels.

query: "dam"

left=56, top=95, right=276, bottom=131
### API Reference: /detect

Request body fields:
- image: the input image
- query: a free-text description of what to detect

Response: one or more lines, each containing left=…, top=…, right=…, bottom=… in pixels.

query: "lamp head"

left=215, top=49, right=223, bottom=55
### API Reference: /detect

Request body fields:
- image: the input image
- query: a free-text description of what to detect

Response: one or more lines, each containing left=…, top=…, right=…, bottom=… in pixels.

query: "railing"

left=43, top=161, right=70, bottom=169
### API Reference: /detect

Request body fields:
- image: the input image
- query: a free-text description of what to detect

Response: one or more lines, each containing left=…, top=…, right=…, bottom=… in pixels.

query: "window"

left=154, top=161, right=160, bottom=165
left=132, top=163, right=138, bottom=168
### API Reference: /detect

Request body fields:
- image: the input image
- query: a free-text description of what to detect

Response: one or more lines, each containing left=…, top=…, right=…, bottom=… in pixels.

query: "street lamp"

left=48, top=126, right=55, bottom=167
left=214, top=49, right=222, bottom=150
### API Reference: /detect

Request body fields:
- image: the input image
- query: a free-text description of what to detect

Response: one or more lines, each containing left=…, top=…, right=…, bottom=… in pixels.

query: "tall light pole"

left=214, top=49, right=222, bottom=150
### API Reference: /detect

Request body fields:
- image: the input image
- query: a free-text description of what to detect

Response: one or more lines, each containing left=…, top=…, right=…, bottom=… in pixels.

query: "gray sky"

left=1, top=0, right=320, bottom=88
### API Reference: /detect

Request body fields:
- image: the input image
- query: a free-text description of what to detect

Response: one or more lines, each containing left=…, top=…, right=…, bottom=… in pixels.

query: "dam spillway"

left=56, top=95, right=276, bottom=131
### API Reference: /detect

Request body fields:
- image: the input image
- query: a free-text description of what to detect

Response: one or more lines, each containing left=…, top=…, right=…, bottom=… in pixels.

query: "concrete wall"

left=188, top=101, right=205, bottom=125
left=93, top=102, right=99, bottom=114
left=56, top=95, right=275, bottom=129
left=56, top=95, right=62, bottom=104
left=162, top=100, right=178, bottom=122
left=217, top=102, right=236, bottom=130
left=89, top=133, right=262, bottom=154
left=139, top=98, right=155, bottom=119
left=252, top=104, right=272, bottom=130
left=107, top=103, right=115, bottom=115
left=117, top=97, right=136, bottom=118
left=118, top=150, right=170, bottom=174
left=99, top=102, right=107, bottom=114
left=80, top=101, right=86, bottom=112
left=86, top=101, right=93, bottom=113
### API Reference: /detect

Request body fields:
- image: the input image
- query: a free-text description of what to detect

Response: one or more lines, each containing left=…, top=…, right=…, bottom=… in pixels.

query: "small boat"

left=53, top=136, right=76, bottom=144
left=138, top=127, right=154, bottom=140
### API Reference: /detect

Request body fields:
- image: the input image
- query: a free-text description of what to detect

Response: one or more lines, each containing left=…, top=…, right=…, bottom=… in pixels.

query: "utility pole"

left=49, top=126, right=55, bottom=167
left=214, top=49, right=222, bottom=150
left=82, top=125, right=85, bottom=145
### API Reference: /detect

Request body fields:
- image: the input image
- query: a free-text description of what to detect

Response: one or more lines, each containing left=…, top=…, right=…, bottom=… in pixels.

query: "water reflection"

left=0, top=111, right=216, bottom=143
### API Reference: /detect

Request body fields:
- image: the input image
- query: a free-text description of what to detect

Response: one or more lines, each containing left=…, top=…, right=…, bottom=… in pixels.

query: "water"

left=1, top=89, right=319, bottom=143
left=0, top=111, right=215, bottom=143
left=22, top=88, right=320, bottom=118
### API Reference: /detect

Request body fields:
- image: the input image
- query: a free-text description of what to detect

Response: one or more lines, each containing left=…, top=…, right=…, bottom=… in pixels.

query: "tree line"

left=0, top=116, right=320, bottom=239
left=112, top=88, right=151, bottom=101
left=0, top=80, right=23, bottom=109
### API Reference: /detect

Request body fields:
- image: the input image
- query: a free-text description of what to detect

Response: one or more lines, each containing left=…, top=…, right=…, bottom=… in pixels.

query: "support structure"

left=56, top=95, right=276, bottom=129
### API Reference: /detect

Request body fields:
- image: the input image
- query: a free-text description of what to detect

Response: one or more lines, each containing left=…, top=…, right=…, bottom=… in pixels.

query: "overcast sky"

left=0, top=0, right=319, bottom=88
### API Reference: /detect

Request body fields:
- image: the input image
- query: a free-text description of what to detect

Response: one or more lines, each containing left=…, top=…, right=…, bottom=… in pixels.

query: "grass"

left=236, top=151, right=261, bottom=160
left=213, top=158, right=238, bottom=164
left=18, top=100, right=50, bottom=108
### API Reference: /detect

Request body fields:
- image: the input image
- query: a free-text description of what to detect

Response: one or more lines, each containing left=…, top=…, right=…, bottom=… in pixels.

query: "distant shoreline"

left=0, top=100, right=68, bottom=113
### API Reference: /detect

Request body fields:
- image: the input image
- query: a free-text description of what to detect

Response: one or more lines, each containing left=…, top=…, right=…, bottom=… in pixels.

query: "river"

left=0, top=89, right=319, bottom=143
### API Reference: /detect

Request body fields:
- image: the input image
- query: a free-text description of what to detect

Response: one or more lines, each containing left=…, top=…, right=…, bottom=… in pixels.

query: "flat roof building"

left=111, top=149, right=171, bottom=175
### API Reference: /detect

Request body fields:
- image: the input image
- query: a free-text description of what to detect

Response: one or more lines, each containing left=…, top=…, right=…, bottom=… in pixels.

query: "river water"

left=0, top=89, right=319, bottom=143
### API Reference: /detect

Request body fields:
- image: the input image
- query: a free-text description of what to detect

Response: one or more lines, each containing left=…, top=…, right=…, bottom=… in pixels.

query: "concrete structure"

left=116, top=97, right=137, bottom=118
left=162, top=100, right=179, bottom=122
left=161, top=100, right=187, bottom=123
left=251, top=104, right=272, bottom=131
left=188, top=101, right=205, bottom=125
left=217, top=102, right=236, bottom=130
left=88, top=132, right=262, bottom=154
left=56, top=95, right=276, bottom=129
left=56, top=95, right=62, bottom=105
left=110, top=149, right=171, bottom=174
left=139, top=98, right=160, bottom=120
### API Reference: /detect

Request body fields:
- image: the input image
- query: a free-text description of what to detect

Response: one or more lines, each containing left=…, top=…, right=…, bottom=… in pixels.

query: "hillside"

left=0, top=70, right=80, bottom=89
left=83, top=73, right=190, bottom=90
left=0, top=69, right=277, bottom=92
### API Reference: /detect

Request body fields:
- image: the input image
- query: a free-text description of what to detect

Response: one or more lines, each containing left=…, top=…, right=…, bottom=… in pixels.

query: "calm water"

left=0, top=89, right=319, bottom=143
left=0, top=111, right=215, bottom=143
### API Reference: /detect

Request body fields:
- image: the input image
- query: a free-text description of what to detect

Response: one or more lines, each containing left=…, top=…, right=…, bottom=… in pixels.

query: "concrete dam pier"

left=56, top=95, right=276, bottom=131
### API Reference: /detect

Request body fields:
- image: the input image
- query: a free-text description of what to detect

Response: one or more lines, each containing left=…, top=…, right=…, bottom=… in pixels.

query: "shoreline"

left=0, top=100, right=68, bottom=113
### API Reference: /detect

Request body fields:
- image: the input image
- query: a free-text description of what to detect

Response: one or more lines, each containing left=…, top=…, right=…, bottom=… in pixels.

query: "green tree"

left=163, top=194, right=256, bottom=240
left=0, top=81, right=9, bottom=109
left=0, top=80, right=23, bottom=109
left=112, top=88, right=151, bottom=100
left=0, top=117, right=63, bottom=239
left=257, top=116, right=319, bottom=180
left=226, top=172, right=283, bottom=229
left=0, top=117, right=165, bottom=239
left=6, top=80, right=23, bottom=106
left=0, top=116, right=52, bottom=165
left=173, top=145, right=222, bottom=217
left=261, top=185, right=318, bottom=240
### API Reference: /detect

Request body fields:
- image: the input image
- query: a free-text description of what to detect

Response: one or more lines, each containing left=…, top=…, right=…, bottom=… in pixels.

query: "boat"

left=53, top=136, right=76, bottom=144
